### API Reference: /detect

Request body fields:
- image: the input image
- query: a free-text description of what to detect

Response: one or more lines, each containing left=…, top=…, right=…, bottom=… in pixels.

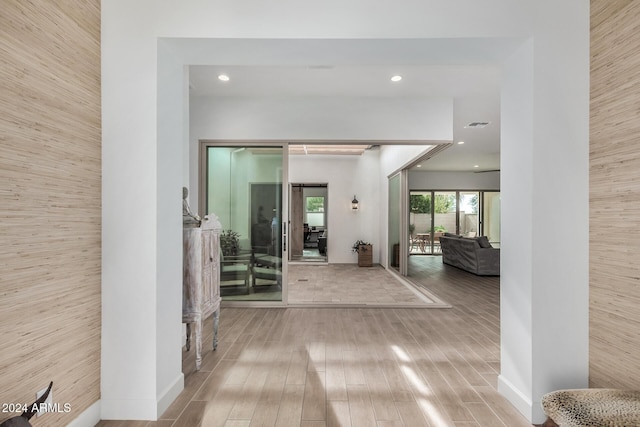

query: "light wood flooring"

left=96, top=256, right=533, bottom=427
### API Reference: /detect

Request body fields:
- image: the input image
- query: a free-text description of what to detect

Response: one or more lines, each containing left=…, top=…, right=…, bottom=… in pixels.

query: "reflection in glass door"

left=388, top=174, right=401, bottom=271
left=459, top=192, right=480, bottom=237
left=483, top=192, right=501, bottom=247
left=204, top=145, right=286, bottom=302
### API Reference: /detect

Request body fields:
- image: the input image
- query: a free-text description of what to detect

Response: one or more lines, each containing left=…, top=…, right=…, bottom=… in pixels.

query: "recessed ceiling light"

left=416, top=164, right=422, bottom=168
left=457, top=141, right=465, bottom=145
left=474, top=165, right=480, bottom=168
left=390, top=75, right=402, bottom=82
left=218, top=74, right=230, bottom=82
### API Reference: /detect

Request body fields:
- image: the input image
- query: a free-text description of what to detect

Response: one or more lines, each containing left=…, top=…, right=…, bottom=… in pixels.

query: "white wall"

left=499, top=40, right=535, bottom=418
left=101, top=13, right=169, bottom=421
left=498, top=2, right=589, bottom=421
left=191, top=96, right=452, bottom=140
left=409, top=170, right=500, bottom=190
left=155, top=40, right=187, bottom=417
left=102, top=0, right=588, bottom=423
left=530, top=0, right=589, bottom=412
left=189, top=95, right=453, bottom=212
left=289, top=152, right=381, bottom=264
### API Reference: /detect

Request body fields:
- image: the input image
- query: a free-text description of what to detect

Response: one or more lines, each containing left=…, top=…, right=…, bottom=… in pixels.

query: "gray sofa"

left=439, top=235, right=500, bottom=276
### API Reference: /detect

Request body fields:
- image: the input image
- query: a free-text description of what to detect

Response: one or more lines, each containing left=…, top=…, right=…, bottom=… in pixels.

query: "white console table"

left=183, top=214, right=221, bottom=370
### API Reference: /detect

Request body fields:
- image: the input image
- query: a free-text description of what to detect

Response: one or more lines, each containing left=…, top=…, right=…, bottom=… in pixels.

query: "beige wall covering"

left=0, top=1, right=101, bottom=424
left=590, top=0, right=640, bottom=388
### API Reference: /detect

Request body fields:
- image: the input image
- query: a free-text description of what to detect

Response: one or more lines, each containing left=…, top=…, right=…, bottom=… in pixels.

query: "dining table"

left=415, top=233, right=431, bottom=252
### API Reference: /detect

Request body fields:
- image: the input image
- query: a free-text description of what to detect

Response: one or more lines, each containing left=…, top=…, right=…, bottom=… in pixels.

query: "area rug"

left=287, top=264, right=450, bottom=308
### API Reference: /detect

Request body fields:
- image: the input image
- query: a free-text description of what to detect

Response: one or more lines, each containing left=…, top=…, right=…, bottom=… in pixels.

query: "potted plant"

left=220, top=229, right=240, bottom=256
left=352, top=239, right=373, bottom=267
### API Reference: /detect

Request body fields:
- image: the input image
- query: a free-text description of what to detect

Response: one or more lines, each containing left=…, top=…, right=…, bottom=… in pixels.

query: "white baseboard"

left=66, top=400, right=101, bottom=427
left=99, top=374, right=184, bottom=421
left=157, top=372, right=184, bottom=418
left=531, top=399, right=546, bottom=424
left=497, top=375, right=533, bottom=421
left=100, top=397, right=158, bottom=420
left=497, top=374, right=548, bottom=424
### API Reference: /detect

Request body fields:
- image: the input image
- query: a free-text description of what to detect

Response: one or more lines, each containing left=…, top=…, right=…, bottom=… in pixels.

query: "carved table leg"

left=213, top=309, right=220, bottom=351
left=195, top=316, right=203, bottom=370
left=185, top=323, right=191, bottom=351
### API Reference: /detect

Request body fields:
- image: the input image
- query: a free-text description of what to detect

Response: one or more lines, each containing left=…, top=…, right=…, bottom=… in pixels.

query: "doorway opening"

left=290, top=183, right=328, bottom=263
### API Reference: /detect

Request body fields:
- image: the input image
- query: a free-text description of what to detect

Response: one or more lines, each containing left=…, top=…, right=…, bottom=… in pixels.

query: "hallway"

left=97, top=257, right=531, bottom=426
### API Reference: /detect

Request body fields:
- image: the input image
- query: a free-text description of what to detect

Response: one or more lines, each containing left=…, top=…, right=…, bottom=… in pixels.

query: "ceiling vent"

left=465, top=122, right=490, bottom=128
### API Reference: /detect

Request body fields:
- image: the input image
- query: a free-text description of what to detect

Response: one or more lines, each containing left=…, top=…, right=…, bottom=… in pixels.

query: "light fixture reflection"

left=218, top=74, right=230, bottom=81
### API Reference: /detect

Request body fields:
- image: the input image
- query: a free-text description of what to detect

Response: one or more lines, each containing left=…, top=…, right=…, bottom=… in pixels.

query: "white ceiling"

left=189, top=47, right=504, bottom=172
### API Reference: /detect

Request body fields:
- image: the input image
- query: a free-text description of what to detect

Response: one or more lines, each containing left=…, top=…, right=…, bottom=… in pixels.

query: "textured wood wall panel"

left=0, top=0, right=101, bottom=424
left=590, top=0, right=634, bottom=30
left=590, top=0, right=640, bottom=389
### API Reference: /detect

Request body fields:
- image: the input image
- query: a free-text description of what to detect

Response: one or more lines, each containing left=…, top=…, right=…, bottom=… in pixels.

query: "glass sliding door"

left=409, top=191, right=432, bottom=254
left=388, top=174, right=401, bottom=271
left=459, top=191, right=480, bottom=237
left=483, top=191, right=501, bottom=247
left=410, top=190, right=457, bottom=254
left=204, top=145, right=286, bottom=302
left=432, top=191, right=457, bottom=242
left=409, top=189, right=499, bottom=254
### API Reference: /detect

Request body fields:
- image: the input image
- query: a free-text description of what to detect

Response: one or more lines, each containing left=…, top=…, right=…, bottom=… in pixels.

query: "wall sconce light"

left=351, top=195, right=359, bottom=211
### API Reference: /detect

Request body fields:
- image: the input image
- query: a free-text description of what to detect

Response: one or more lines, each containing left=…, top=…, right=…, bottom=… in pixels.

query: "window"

left=409, top=190, right=499, bottom=254
left=306, top=197, right=324, bottom=212
left=305, top=196, right=325, bottom=227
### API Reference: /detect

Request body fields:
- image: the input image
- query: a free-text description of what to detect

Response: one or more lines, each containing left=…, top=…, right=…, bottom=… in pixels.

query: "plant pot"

left=357, top=244, right=373, bottom=267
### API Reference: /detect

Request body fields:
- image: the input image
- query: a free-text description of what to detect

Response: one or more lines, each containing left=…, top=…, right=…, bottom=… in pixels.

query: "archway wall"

left=101, top=1, right=589, bottom=423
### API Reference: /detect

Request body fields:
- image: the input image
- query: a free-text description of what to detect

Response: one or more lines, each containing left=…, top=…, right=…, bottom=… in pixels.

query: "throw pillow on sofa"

left=477, top=236, right=492, bottom=248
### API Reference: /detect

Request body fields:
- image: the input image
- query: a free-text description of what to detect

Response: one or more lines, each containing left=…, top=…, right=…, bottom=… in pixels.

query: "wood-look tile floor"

left=96, top=257, right=533, bottom=427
